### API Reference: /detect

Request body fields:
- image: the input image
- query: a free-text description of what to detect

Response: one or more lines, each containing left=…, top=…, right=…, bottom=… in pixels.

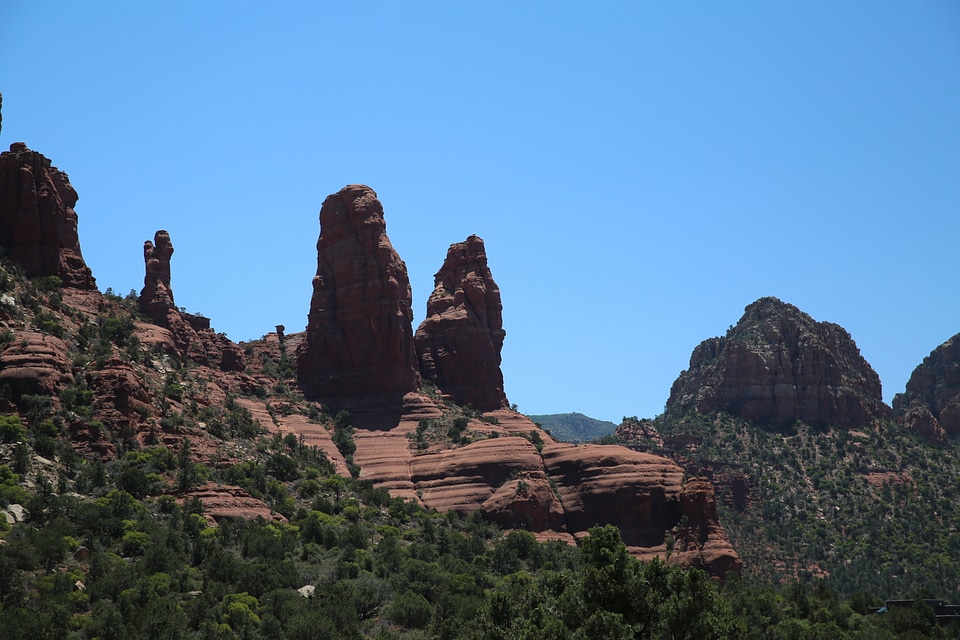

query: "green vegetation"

left=624, top=411, right=960, bottom=600
left=2, top=436, right=956, bottom=639
left=528, top=412, right=618, bottom=443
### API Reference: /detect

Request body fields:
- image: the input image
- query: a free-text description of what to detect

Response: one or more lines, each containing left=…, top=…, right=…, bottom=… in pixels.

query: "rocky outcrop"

left=893, top=333, right=960, bottom=442
left=140, top=230, right=175, bottom=322
left=674, top=477, right=742, bottom=576
left=614, top=417, right=663, bottom=448
left=0, top=143, right=96, bottom=288
left=178, top=482, right=287, bottom=526
left=349, top=404, right=739, bottom=578
left=541, top=442, right=740, bottom=577
left=667, top=297, right=889, bottom=429
left=296, top=185, right=419, bottom=413
left=0, top=330, right=73, bottom=402
left=138, top=230, right=242, bottom=371
left=414, top=235, right=508, bottom=411
left=87, top=357, right=152, bottom=433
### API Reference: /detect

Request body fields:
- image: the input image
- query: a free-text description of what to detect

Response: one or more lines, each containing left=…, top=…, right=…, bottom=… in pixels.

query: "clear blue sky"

left=2, top=3, right=959, bottom=423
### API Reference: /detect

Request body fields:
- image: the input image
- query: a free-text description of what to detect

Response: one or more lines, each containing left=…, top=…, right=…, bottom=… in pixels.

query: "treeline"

left=2, top=445, right=958, bottom=640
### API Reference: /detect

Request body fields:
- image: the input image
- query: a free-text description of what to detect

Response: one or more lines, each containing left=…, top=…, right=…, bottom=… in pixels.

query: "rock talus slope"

left=297, top=185, right=420, bottom=418
left=667, top=297, right=889, bottom=428
left=415, top=235, right=508, bottom=411
left=893, top=333, right=960, bottom=443
left=0, top=143, right=96, bottom=289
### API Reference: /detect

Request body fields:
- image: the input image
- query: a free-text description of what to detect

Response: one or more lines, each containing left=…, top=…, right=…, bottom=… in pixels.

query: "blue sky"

left=2, top=3, right=959, bottom=423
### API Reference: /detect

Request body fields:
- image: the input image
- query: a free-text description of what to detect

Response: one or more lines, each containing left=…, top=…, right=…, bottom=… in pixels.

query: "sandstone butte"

left=0, top=145, right=741, bottom=578
left=666, top=296, right=890, bottom=429
left=415, top=234, right=509, bottom=411
left=893, top=332, right=960, bottom=444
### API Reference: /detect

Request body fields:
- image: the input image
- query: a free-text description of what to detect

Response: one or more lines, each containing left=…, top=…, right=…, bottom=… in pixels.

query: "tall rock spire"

left=414, top=234, right=508, bottom=411
left=140, top=230, right=175, bottom=322
left=296, top=185, right=420, bottom=408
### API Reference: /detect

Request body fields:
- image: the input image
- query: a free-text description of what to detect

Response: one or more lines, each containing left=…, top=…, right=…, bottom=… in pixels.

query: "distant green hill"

left=527, top=412, right=618, bottom=443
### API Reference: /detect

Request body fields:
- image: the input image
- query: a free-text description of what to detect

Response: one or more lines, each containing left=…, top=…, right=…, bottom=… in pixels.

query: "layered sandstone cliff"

left=415, top=235, right=508, bottom=411
left=893, top=333, right=960, bottom=443
left=348, top=406, right=740, bottom=578
left=296, top=185, right=420, bottom=413
left=667, top=297, right=889, bottom=428
left=0, top=143, right=96, bottom=289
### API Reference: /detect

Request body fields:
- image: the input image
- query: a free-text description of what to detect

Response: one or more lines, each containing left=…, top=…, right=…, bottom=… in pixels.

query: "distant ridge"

left=527, top=412, right=617, bottom=443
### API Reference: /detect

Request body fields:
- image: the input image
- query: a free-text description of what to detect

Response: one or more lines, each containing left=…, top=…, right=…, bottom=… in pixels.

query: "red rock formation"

left=87, top=357, right=152, bottom=434
left=667, top=297, right=890, bottom=429
left=348, top=403, right=739, bottom=577
left=0, top=330, right=73, bottom=402
left=614, top=417, right=663, bottom=448
left=296, top=185, right=419, bottom=415
left=0, top=143, right=96, bottom=288
left=673, top=477, right=743, bottom=576
left=414, top=235, right=508, bottom=411
left=138, top=229, right=243, bottom=371
left=177, top=482, right=287, bottom=526
left=140, top=230, right=175, bottom=321
left=893, top=333, right=960, bottom=442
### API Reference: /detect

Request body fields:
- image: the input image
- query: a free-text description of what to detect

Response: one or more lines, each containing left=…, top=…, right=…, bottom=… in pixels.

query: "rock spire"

left=296, top=185, right=420, bottom=408
left=415, top=235, right=508, bottom=411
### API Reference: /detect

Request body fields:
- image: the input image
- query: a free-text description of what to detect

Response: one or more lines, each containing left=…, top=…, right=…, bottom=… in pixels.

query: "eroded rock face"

left=0, top=330, right=73, bottom=402
left=893, top=333, right=960, bottom=441
left=667, top=297, right=889, bottom=429
left=138, top=230, right=242, bottom=371
left=178, top=482, right=287, bottom=527
left=87, top=357, right=152, bottom=434
left=350, top=404, right=739, bottom=578
left=0, top=143, right=96, bottom=289
left=415, top=235, right=508, bottom=411
left=674, top=478, right=743, bottom=576
left=140, top=230, right=175, bottom=321
left=297, top=185, right=419, bottom=408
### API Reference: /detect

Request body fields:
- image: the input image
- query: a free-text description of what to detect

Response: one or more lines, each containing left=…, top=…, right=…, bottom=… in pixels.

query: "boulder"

left=0, top=143, right=96, bottom=288
left=667, top=297, right=889, bottom=429
left=296, top=185, right=419, bottom=415
left=415, top=235, right=508, bottom=411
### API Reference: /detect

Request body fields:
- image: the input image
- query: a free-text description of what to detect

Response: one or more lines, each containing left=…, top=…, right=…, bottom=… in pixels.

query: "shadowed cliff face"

left=667, top=297, right=890, bottom=429
left=415, top=235, right=508, bottom=411
left=296, top=185, right=420, bottom=412
left=893, top=333, right=960, bottom=443
left=0, top=143, right=96, bottom=289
